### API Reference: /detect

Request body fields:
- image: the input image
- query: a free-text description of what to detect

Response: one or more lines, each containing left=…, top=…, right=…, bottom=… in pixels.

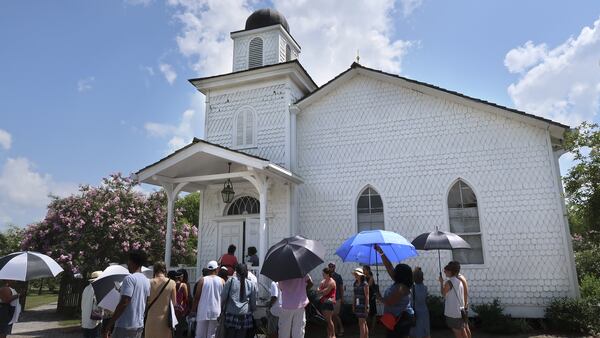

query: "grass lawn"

left=58, top=318, right=80, bottom=327
left=24, top=292, right=58, bottom=310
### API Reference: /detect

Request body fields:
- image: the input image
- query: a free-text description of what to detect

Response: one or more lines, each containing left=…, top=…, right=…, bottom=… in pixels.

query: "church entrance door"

left=219, top=221, right=243, bottom=263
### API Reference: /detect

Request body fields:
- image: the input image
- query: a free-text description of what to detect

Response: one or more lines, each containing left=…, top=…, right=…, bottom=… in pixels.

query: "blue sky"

left=1, top=0, right=599, bottom=228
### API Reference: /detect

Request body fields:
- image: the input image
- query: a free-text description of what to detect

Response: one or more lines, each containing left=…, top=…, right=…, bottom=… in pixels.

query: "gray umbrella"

left=411, top=229, right=471, bottom=277
left=260, top=235, right=325, bottom=282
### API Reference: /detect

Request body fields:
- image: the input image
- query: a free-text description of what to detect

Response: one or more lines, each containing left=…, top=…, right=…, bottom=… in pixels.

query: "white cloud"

left=144, top=106, right=201, bottom=153
left=77, top=76, right=95, bottom=92
left=0, top=157, right=78, bottom=228
left=505, top=17, right=600, bottom=126
left=399, top=0, right=423, bottom=17
left=168, top=0, right=252, bottom=76
left=504, top=41, right=548, bottom=74
left=0, top=129, right=11, bottom=150
left=167, top=0, right=413, bottom=85
left=159, top=63, right=177, bottom=84
left=275, top=0, right=413, bottom=84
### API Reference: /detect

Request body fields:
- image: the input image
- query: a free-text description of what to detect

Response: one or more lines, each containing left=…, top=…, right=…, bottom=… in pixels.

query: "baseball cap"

left=207, top=260, right=219, bottom=270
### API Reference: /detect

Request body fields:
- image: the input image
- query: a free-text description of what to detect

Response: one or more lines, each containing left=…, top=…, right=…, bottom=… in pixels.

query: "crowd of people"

left=0, top=240, right=472, bottom=338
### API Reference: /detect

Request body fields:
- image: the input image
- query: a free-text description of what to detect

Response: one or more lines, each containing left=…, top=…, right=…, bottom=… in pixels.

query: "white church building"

left=134, top=9, right=579, bottom=317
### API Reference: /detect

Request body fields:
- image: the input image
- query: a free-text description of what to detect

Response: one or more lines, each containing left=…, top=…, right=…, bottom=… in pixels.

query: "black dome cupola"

left=245, top=8, right=290, bottom=33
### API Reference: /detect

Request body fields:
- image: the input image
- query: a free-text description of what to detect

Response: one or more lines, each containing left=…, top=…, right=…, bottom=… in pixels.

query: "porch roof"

left=133, top=138, right=302, bottom=191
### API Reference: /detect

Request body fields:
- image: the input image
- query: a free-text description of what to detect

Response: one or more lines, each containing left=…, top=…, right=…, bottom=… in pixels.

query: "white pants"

left=196, top=319, right=218, bottom=338
left=278, top=307, right=306, bottom=338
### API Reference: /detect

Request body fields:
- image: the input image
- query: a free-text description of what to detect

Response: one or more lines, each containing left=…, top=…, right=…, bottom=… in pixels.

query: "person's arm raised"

left=374, top=244, right=395, bottom=279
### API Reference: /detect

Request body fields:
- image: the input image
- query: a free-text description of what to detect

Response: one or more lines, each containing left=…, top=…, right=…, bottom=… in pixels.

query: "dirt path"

left=11, top=302, right=79, bottom=338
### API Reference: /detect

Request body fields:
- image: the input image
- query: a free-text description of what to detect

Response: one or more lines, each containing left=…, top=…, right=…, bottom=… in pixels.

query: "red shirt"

left=219, top=254, right=238, bottom=276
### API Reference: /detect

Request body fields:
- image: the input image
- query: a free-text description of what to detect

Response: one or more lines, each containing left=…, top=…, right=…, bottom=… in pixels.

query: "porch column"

left=195, top=188, right=205, bottom=272
left=244, top=174, right=269, bottom=265
left=258, top=180, right=268, bottom=266
left=162, top=181, right=188, bottom=268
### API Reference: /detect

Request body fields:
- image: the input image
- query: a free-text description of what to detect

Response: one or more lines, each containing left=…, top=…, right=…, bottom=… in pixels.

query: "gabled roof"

left=133, top=138, right=303, bottom=188
left=135, top=138, right=268, bottom=176
left=189, top=60, right=317, bottom=94
left=294, top=62, right=569, bottom=136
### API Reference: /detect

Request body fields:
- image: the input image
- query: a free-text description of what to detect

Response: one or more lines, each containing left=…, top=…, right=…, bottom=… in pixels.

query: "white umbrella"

left=92, top=265, right=129, bottom=307
left=120, top=264, right=153, bottom=278
left=0, top=251, right=63, bottom=281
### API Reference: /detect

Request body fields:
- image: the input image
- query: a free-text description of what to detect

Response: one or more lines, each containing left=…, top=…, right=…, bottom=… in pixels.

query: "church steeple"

left=230, top=8, right=301, bottom=72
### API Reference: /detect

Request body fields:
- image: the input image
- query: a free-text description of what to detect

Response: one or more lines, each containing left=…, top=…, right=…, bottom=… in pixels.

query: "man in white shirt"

left=81, top=271, right=103, bottom=338
left=267, top=281, right=282, bottom=338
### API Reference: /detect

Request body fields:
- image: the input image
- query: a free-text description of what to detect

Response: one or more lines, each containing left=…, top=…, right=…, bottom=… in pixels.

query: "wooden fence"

left=57, top=276, right=87, bottom=315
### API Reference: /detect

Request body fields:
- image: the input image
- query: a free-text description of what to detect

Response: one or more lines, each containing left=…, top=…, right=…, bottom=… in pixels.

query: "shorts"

left=446, top=316, right=466, bottom=330
left=0, top=324, right=13, bottom=335
left=112, top=327, right=143, bottom=338
left=320, top=299, right=335, bottom=312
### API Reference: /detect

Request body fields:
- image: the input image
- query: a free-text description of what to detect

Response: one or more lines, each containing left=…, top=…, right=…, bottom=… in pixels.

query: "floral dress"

left=353, top=280, right=368, bottom=318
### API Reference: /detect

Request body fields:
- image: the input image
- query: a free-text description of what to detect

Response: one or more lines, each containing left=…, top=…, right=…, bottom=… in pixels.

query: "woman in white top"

left=192, top=261, right=225, bottom=338
left=439, top=261, right=467, bottom=338
left=0, top=280, right=20, bottom=338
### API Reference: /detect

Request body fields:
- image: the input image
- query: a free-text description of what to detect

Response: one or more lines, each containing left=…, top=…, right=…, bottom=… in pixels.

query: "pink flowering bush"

left=21, top=173, right=197, bottom=275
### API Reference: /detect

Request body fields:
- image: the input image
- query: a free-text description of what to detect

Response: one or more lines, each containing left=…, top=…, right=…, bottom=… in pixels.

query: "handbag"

left=449, top=280, right=468, bottom=322
left=380, top=312, right=398, bottom=331
left=0, top=303, right=15, bottom=326
left=144, top=279, right=172, bottom=329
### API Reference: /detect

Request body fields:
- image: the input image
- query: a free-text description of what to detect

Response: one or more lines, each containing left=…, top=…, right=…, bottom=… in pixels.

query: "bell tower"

left=230, top=8, right=301, bottom=72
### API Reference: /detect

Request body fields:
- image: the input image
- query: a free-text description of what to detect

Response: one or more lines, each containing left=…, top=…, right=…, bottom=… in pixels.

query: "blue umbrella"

left=335, top=230, right=418, bottom=283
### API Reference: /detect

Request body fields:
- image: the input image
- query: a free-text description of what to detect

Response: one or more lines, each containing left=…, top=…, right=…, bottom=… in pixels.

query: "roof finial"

left=356, top=49, right=360, bottom=64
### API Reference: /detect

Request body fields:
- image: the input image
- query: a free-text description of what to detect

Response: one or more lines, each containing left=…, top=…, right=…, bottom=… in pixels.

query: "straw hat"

left=89, top=270, right=102, bottom=281
left=352, top=267, right=365, bottom=276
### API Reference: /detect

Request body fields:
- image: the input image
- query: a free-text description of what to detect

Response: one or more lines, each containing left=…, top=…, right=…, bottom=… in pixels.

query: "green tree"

left=176, top=192, right=200, bottom=228
left=564, top=122, right=600, bottom=234
left=0, top=225, right=24, bottom=256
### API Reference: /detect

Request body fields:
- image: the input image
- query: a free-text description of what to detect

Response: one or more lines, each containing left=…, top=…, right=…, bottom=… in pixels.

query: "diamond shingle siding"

left=295, top=74, right=577, bottom=317
left=205, top=84, right=289, bottom=166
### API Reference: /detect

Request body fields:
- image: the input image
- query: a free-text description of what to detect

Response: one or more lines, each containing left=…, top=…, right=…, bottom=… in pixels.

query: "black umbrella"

left=260, top=235, right=325, bottom=282
left=411, top=229, right=471, bottom=277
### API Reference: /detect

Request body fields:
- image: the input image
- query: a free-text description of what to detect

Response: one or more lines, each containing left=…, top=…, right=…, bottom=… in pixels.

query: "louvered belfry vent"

left=248, top=37, right=263, bottom=68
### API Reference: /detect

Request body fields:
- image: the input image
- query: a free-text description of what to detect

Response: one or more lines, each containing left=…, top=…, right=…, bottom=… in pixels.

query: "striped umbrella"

left=92, top=265, right=130, bottom=307
left=0, top=251, right=63, bottom=281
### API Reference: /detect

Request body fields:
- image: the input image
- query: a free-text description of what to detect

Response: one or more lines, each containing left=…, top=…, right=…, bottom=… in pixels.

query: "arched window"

left=248, top=37, right=263, bottom=68
left=285, top=44, right=291, bottom=61
left=227, top=196, right=260, bottom=215
left=233, top=108, right=256, bottom=148
left=357, top=187, right=384, bottom=232
left=448, top=180, right=484, bottom=264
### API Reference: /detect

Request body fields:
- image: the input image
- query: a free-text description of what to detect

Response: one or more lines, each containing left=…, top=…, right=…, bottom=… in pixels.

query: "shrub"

left=580, top=274, right=600, bottom=301
left=472, top=299, right=522, bottom=334
left=545, top=297, right=600, bottom=335
left=426, top=295, right=446, bottom=329
left=575, top=246, right=600, bottom=280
